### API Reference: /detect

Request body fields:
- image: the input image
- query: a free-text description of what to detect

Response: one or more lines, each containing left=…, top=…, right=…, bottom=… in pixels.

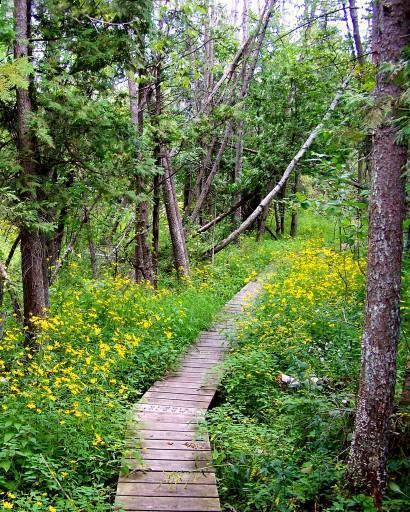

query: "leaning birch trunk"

left=204, top=77, right=349, bottom=257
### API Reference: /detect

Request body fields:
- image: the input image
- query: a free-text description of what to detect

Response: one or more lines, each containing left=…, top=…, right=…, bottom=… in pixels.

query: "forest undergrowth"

left=207, top=221, right=410, bottom=512
left=0, top=234, right=277, bottom=511
left=0, top=214, right=409, bottom=511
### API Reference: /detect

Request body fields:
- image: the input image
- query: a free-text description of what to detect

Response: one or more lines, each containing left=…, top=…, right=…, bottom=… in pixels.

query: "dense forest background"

left=0, top=0, right=409, bottom=511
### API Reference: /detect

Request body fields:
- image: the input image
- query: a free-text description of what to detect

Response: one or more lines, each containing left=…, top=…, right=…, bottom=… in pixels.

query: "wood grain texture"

left=115, top=277, right=264, bottom=511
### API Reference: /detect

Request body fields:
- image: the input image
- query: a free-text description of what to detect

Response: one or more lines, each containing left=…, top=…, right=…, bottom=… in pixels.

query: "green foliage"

left=0, top=58, right=32, bottom=102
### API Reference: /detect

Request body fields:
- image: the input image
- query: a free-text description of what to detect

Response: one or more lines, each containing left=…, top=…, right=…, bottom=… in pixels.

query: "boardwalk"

left=115, top=276, right=263, bottom=512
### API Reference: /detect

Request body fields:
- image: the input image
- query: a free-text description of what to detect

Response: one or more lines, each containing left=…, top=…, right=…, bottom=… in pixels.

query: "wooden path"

left=115, top=276, right=263, bottom=512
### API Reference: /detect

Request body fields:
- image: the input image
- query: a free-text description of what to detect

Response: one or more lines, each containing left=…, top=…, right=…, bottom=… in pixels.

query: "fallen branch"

left=196, top=195, right=251, bottom=234
left=203, top=76, right=350, bottom=257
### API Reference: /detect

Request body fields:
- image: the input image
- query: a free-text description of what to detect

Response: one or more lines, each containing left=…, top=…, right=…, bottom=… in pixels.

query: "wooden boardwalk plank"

left=115, top=277, right=264, bottom=511
left=117, top=482, right=219, bottom=497
left=115, top=496, right=221, bottom=511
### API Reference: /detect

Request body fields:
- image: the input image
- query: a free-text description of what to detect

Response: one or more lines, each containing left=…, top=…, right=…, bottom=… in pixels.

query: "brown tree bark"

left=346, top=1, right=410, bottom=506
left=153, top=64, right=189, bottom=276
left=290, top=171, right=301, bottom=237
left=190, top=122, right=233, bottom=223
left=128, top=74, right=154, bottom=284
left=14, top=0, right=48, bottom=338
left=161, top=148, right=190, bottom=275
left=83, top=206, right=98, bottom=279
left=342, top=2, right=357, bottom=60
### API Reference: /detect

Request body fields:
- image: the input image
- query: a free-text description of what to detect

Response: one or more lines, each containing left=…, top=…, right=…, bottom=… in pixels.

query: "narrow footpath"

left=115, top=275, right=264, bottom=511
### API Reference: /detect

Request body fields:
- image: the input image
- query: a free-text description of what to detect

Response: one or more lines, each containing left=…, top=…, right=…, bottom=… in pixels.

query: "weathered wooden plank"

left=116, top=482, right=219, bottom=498
left=129, top=430, right=203, bottom=441
left=136, top=449, right=211, bottom=461
left=134, top=403, right=203, bottom=422
left=150, top=384, right=215, bottom=394
left=144, top=391, right=214, bottom=400
left=115, top=496, right=221, bottom=511
left=154, top=380, right=213, bottom=389
left=182, top=358, right=222, bottom=364
left=181, top=362, right=220, bottom=369
left=124, top=458, right=215, bottom=472
left=127, top=439, right=210, bottom=451
left=140, top=398, right=210, bottom=408
left=118, top=471, right=216, bottom=485
left=134, top=422, right=197, bottom=432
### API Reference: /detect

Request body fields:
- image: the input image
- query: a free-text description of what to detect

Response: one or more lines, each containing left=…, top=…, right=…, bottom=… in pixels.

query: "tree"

left=346, top=0, right=410, bottom=506
left=14, top=0, right=48, bottom=339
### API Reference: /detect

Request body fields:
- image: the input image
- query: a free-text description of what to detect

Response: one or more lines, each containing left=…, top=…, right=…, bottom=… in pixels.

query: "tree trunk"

left=342, top=2, right=357, bottom=59
left=346, top=1, right=409, bottom=506
left=152, top=173, right=160, bottom=286
left=190, top=122, right=233, bottom=223
left=161, top=148, right=190, bottom=275
left=274, top=202, right=280, bottom=234
left=152, top=63, right=189, bottom=276
left=290, top=170, right=301, bottom=237
left=348, top=0, right=364, bottom=65
left=278, top=180, right=287, bottom=235
left=83, top=206, right=98, bottom=279
left=128, top=74, right=154, bottom=284
left=14, top=0, right=48, bottom=339
left=257, top=204, right=270, bottom=241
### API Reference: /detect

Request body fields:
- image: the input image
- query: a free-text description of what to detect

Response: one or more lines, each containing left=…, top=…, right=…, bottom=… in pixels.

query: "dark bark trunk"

left=278, top=180, right=287, bottom=235
left=190, top=122, right=233, bottom=223
left=274, top=202, right=280, bottom=234
left=14, top=0, right=48, bottom=340
left=342, top=2, right=357, bottom=59
left=346, top=1, right=410, bottom=506
left=290, top=171, right=301, bottom=237
left=20, top=228, right=47, bottom=332
left=128, top=74, right=154, bottom=284
left=152, top=173, right=160, bottom=287
left=83, top=206, right=98, bottom=279
left=161, top=148, right=190, bottom=275
left=257, top=204, right=270, bottom=241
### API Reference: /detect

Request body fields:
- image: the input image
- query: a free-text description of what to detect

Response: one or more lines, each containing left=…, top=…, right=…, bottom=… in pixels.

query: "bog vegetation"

left=0, top=0, right=409, bottom=511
